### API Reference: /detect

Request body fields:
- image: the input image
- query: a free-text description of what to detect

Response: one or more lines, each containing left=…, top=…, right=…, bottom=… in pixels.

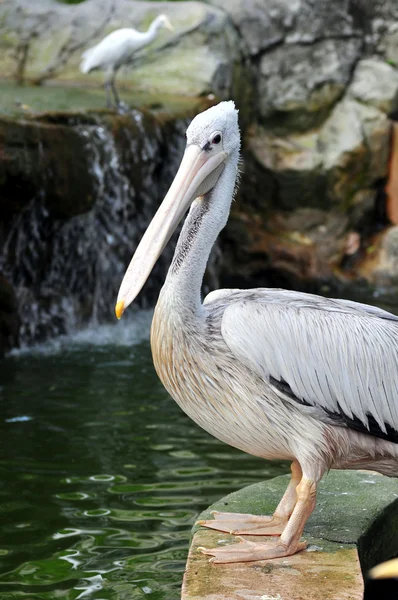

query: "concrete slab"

left=182, top=470, right=398, bottom=600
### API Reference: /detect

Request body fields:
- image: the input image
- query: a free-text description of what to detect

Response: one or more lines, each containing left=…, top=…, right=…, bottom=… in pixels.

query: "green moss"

left=0, top=80, right=207, bottom=118
left=194, top=470, right=398, bottom=555
left=185, top=471, right=398, bottom=600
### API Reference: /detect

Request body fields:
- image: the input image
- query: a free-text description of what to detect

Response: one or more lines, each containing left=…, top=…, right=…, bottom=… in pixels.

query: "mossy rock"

left=0, top=0, right=245, bottom=102
left=183, top=471, right=398, bottom=600
left=0, top=275, right=18, bottom=356
left=0, top=89, right=214, bottom=348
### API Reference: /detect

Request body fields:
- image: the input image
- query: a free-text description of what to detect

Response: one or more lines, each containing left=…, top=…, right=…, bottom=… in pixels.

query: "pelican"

left=80, top=14, right=173, bottom=108
left=115, top=102, right=398, bottom=563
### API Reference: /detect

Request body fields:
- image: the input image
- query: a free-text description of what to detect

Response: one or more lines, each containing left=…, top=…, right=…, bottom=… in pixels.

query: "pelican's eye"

left=212, top=133, right=222, bottom=145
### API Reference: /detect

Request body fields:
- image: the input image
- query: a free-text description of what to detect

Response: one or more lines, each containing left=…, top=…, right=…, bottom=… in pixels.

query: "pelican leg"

left=199, top=475, right=317, bottom=564
left=272, top=459, right=303, bottom=521
left=197, top=460, right=301, bottom=536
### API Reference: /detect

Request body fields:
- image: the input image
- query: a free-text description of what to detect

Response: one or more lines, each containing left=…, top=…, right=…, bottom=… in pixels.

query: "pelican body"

left=80, top=14, right=173, bottom=108
left=116, top=102, right=398, bottom=563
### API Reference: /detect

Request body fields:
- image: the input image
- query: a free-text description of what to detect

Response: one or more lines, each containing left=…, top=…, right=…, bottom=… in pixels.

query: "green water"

left=0, top=311, right=287, bottom=600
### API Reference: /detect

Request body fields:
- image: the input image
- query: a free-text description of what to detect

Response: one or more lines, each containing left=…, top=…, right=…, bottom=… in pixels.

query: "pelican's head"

left=115, top=101, right=240, bottom=319
left=185, top=100, right=240, bottom=157
left=155, top=14, right=174, bottom=32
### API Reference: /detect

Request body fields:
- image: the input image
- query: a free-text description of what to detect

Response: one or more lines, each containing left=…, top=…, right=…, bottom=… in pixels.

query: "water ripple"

left=0, top=335, right=288, bottom=599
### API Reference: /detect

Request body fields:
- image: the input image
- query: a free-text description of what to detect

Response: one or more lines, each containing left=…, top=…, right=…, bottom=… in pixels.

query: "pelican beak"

left=164, top=16, right=174, bottom=31
left=115, top=143, right=227, bottom=318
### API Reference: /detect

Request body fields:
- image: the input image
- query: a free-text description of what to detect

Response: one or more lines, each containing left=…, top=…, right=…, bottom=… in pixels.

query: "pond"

left=0, top=311, right=288, bottom=600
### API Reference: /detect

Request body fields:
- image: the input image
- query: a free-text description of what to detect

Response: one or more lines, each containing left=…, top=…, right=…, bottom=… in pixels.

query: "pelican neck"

left=160, top=152, right=240, bottom=316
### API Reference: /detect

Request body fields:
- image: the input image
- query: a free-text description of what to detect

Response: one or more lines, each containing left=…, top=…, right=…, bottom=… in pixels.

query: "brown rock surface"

left=182, top=471, right=398, bottom=600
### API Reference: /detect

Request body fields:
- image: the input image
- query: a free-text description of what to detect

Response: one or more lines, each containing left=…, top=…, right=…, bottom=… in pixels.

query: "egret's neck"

left=145, top=18, right=163, bottom=43
left=161, top=150, right=239, bottom=315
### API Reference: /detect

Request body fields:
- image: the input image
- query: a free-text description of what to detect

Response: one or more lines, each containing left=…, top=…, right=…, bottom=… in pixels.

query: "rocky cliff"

left=0, top=101, right=215, bottom=349
left=1, top=0, right=398, bottom=352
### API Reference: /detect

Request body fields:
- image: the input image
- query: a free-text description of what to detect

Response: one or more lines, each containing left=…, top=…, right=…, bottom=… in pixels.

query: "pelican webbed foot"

left=197, top=510, right=286, bottom=535
left=198, top=469, right=317, bottom=564
left=198, top=536, right=307, bottom=564
left=197, top=460, right=303, bottom=537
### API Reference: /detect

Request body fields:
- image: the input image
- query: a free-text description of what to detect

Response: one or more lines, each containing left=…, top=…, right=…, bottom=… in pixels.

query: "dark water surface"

left=0, top=311, right=288, bottom=600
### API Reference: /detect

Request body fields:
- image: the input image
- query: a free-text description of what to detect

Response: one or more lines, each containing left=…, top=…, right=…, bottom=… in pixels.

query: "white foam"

left=9, top=309, right=153, bottom=357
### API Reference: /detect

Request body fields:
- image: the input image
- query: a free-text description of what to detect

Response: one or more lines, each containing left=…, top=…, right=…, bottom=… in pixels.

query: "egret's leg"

left=197, top=460, right=301, bottom=536
left=199, top=474, right=317, bottom=563
left=111, top=77, right=121, bottom=108
left=104, top=81, right=113, bottom=109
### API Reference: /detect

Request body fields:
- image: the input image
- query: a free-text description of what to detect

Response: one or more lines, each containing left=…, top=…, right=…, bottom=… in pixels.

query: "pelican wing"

left=220, top=289, right=398, bottom=441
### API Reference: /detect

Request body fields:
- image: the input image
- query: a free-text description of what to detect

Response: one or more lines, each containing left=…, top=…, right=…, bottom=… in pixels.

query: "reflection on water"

left=0, top=311, right=288, bottom=599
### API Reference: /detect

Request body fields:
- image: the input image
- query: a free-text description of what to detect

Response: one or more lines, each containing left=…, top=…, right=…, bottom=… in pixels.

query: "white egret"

left=115, top=101, right=398, bottom=563
left=80, top=14, right=173, bottom=108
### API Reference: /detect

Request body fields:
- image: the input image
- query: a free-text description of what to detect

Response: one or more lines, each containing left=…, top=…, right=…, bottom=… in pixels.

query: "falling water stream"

left=0, top=110, right=189, bottom=346
left=3, top=106, right=398, bottom=599
left=0, top=313, right=288, bottom=599
left=0, top=105, right=280, bottom=599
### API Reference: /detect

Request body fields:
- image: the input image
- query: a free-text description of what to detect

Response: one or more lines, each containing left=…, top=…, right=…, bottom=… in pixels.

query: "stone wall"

left=182, top=471, right=398, bottom=600
left=2, top=0, right=398, bottom=352
left=0, top=102, right=210, bottom=349
left=209, top=0, right=398, bottom=298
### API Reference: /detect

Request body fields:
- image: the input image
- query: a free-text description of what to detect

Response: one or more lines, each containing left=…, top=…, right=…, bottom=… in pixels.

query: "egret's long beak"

left=164, top=16, right=174, bottom=31
left=115, top=144, right=227, bottom=318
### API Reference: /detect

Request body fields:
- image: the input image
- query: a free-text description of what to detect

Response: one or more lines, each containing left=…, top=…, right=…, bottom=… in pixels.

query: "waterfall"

left=1, top=109, right=189, bottom=347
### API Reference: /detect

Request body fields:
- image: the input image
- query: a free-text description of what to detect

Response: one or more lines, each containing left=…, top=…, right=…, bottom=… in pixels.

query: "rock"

left=221, top=206, right=349, bottom=291
left=378, top=226, right=398, bottom=273
left=0, top=275, right=19, bottom=355
left=0, top=0, right=242, bottom=101
left=350, top=188, right=378, bottom=225
left=373, top=3, right=398, bottom=62
left=347, top=58, right=398, bottom=114
left=0, top=99, right=211, bottom=347
left=258, top=38, right=362, bottom=129
left=320, top=99, right=390, bottom=202
left=386, top=122, right=398, bottom=224
left=207, top=0, right=295, bottom=56
left=182, top=470, right=398, bottom=600
left=244, top=98, right=390, bottom=210
left=382, top=26, right=398, bottom=67
left=209, top=1, right=363, bottom=129
left=219, top=93, right=391, bottom=293
left=357, top=102, right=392, bottom=178
left=1, top=0, right=398, bottom=351
left=360, top=226, right=398, bottom=291
left=246, top=128, right=325, bottom=210
left=0, top=116, right=97, bottom=219
left=208, top=0, right=362, bottom=56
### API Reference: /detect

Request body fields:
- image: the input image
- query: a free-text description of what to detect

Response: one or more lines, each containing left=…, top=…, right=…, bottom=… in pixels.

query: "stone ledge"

left=182, top=470, right=398, bottom=600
